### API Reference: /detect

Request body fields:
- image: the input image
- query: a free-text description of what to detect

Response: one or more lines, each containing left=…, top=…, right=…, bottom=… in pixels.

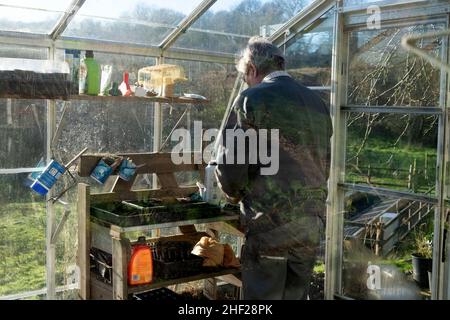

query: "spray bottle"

left=203, top=161, right=221, bottom=205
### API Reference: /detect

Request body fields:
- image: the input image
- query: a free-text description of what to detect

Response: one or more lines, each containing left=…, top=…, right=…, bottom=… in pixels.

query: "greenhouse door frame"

left=325, top=0, right=450, bottom=300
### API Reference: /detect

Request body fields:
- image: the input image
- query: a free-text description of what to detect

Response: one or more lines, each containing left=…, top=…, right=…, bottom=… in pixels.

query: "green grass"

left=346, top=137, right=437, bottom=193
left=0, top=202, right=46, bottom=296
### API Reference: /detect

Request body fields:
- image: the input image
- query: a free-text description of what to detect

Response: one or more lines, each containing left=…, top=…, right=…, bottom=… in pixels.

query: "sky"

left=0, top=0, right=252, bottom=19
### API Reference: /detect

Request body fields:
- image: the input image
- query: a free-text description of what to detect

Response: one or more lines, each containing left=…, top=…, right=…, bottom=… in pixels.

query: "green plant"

left=413, top=224, right=433, bottom=259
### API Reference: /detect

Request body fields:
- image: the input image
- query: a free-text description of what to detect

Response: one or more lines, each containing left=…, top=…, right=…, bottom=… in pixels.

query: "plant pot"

left=411, top=253, right=432, bottom=289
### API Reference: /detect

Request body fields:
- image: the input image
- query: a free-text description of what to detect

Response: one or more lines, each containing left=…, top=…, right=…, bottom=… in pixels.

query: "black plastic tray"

left=90, top=201, right=159, bottom=227
left=153, top=255, right=204, bottom=280
left=90, top=200, right=224, bottom=227
left=133, top=287, right=185, bottom=301
left=124, top=200, right=222, bottom=221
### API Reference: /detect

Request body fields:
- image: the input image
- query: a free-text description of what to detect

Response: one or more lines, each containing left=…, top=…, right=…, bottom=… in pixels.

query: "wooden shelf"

left=90, top=268, right=240, bottom=299
left=70, top=94, right=209, bottom=105
left=77, top=152, right=242, bottom=300
left=98, top=212, right=239, bottom=234
left=128, top=268, right=240, bottom=295
left=1, top=94, right=208, bottom=105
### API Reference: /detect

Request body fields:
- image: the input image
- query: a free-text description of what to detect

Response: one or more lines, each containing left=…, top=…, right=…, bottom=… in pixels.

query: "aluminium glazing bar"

left=75, top=13, right=175, bottom=30
left=345, top=16, right=446, bottom=33
left=342, top=0, right=429, bottom=13
left=444, top=15, right=450, bottom=301
left=54, top=37, right=236, bottom=64
left=0, top=31, right=236, bottom=64
left=0, top=168, right=45, bottom=174
left=45, top=45, right=57, bottom=301
left=159, top=0, right=217, bottom=51
left=342, top=106, right=442, bottom=114
left=270, top=0, right=336, bottom=46
left=435, top=13, right=450, bottom=301
left=0, top=31, right=52, bottom=47
left=308, top=86, right=332, bottom=90
left=325, top=2, right=345, bottom=300
left=50, top=0, right=86, bottom=40
left=0, top=3, right=64, bottom=13
left=344, top=1, right=450, bottom=28
left=46, top=101, right=57, bottom=300
left=0, top=283, right=78, bottom=301
left=163, top=47, right=236, bottom=64
left=188, top=27, right=251, bottom=39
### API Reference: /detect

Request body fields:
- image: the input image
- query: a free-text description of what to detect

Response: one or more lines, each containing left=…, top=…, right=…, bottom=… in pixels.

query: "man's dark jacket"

left=216, top=75, right=332, bottom=236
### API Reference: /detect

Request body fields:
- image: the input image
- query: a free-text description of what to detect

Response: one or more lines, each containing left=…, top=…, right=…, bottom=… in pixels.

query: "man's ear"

left=248, top=63, right=257, bottom=77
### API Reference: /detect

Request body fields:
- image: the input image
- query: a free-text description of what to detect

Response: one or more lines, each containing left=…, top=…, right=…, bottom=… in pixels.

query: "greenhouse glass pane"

left=54, top=198, right=78, bottom=294
left=0, top=174, right=46, bottom=297
left=173, top=0, right=315, bottom=54
left=56, top=49, right=156, bottom=97
left=345, top=113, right=437, bottom=196
left=53, top=52, right=156, bottom=159
left=62, top=0, right=203, bottom=45
left=0, top=6, right=62, bottom=34
left=53, top=100, right=155, bottom=159
left=343, top=0, right=423, bottom=8
left=163, top=58, right=237, bottom=131
left=0, top=99, right=47, bottom=169
left=0, top=1, right=72, bottom=11
left=342, top=191, right=435, bottom=299
left=348, top=24, right=445, bottom=107
left=285, top=10, right=334, bottom=87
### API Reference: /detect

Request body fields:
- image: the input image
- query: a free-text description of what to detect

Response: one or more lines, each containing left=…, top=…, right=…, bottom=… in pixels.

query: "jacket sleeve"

left=215, top=93, right=255, bottom=200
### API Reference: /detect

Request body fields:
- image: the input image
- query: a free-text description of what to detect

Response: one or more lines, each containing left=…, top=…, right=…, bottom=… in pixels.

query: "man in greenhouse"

left=215, top=36, right=332, bottom=300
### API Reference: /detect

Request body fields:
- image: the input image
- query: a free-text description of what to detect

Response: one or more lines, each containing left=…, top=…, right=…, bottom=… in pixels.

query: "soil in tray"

left=124, top=201, right=222, bottom=222
left=91, top=201, right=224, bottom=227
left=90, top=201, right=158, bottom=226
left=0, top=71, right=71, bottom=99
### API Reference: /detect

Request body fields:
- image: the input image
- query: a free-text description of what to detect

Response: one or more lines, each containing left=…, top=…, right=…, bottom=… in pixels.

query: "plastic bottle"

left=119, top=72, right=132, bottom=96
left=204, top=161, right=221, bottom=205
left=78, top=58, right=86, bottom=95
left=64, top=49, right=80, bottom=95
left=128, top=237, right=153, bottom=285
left=79, top=50, right=100, bottom=95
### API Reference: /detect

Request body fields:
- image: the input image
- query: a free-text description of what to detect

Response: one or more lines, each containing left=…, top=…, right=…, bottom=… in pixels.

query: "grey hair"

left=237, top=36, right=285, bottom=75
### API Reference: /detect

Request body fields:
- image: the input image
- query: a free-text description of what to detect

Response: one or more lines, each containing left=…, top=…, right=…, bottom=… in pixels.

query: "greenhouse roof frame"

left=0, top=0, right=447, bottom=59
left=49, top=0, right=86, bottom=41
left=0, top=0, right=238, bottom=63
left=0, top=0, right=335, bottom=64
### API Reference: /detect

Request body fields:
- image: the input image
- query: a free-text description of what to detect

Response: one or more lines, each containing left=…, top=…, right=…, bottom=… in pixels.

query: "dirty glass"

left=342, top=191, right=435, bottom=300
left=63, top=0, right=203, bottom=45
left=348, top=24, right=444, bottom=107
left=0, top=0, right=68, bottom=34
left=285, top=10, right=334, bottom=87
left=174, top=0, right=315, bottom=54
left=346, top=113, right=438, bottom=196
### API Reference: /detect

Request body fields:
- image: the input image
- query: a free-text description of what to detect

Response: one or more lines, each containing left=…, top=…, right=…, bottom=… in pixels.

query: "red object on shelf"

left=119, top=72, right=132, bottom=96
left=128, top=238, right=153, bottom=286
